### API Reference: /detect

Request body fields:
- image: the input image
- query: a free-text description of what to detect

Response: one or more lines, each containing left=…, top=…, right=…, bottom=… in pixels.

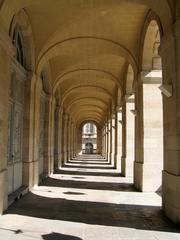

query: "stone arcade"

left=0, top=1, right=180, bottom=239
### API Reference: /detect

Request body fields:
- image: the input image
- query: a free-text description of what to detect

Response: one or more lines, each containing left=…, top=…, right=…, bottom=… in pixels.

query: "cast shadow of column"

left=42, top=232, right=82, bottom=240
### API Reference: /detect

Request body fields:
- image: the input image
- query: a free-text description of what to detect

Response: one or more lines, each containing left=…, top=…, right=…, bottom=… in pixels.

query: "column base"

left=134, top=161, right=162, bottom=192
left=0, top=169, right=7, bottom=214
left=162, top=170, right=180, bottom=224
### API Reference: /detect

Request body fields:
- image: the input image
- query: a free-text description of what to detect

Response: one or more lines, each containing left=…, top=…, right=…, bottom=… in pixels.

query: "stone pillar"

left=121, top=103, right=126, bottom=175
left=77, top=128, right=82, bottom=154
left=103, top=125, right=106, bottom=158
left=67, top=117, right=71, bottom=161
left=62, top=113, right=68, bottom=165
left=73, top=126, right=76, bottom=157
left=116, top=107, right=122, bottom=171
left=114, top=112, right=118, bottom=169
left=58, top=109, right=63, bottom=168
left=33, top=77, right=42, bottom=187
left=105, top=122, right=109, bottom=160
left=70, top=122, right=74, bottom=159
left=50, top=98, right=56, bottom=174
left=22, top=72, right=36, bottom=188
left=108, top=118, right=112, bottom=162
left=96, top=128, right=100, bottom=154
left=111, top=114, right=116, bottom=167
left=134, top=71, right=163, bottom=192
left=75, top=126, right=78, bottom=156
left=122, top=95, right=135, bottom=177
left=102, top=126, right=106, bottom=157
left=0, top=29, right=15, bottom=213
left=43, top=95, right=53, bottom=176
left=160, top=21, right=180, bottom=224
left=53, top=105, right=59, bottom=170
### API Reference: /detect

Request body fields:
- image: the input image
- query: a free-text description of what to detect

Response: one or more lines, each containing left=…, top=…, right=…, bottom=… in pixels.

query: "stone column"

left=111, top=114, right=116, bottom=167
left=65, top=114, right=69, bottom=163
left=74, top=126, right=77, bottom=157
left=58, top=109, right=63, bottom=168
left=116, top=107, right=122, bottom=172
left=70, top=122, right=74, bottom=159
left=22, top=72, right=36, bottom=188
left=67, top=117, right=71, bottom=161
left=108, top=118, right=112, bottom=162
left=73, top=126, right=75, bottom=157
left=103, top=125, right=106, bottom=158
left=0, top=29, right=15, bottom=213
left=159, top=21, right=180, bottom=224
left=122, top=95, right=135, bottom=177
left=33, top=77, right=43, bottom=187
left=99, top=128, right=103, bottom=154
left=53, top=104, right=59, bottom=170
left=105, top=122, right=109, bottom=160
left=102, top=125, right=106, bottom=157
left=121, top=103, right=126, bottom=175
left=134, top=71, right=163, bottom=192
left=62, top=113, right=68, bottom=165
left=77, top=127, right=82, bottom=154
left=46, top=96, right=56, bottom=175
left=43, top=95, right=53, bottom=176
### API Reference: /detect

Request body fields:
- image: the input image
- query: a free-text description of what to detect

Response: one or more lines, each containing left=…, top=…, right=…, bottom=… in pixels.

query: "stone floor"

left=0, top=155, right=180, bottom=240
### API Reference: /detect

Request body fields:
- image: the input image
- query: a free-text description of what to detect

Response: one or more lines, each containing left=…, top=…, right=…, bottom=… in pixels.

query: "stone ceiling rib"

left=53, top=68, right=122, bottom=93
left=37, top=37, right=138, bottom=73
left=62, top=86, right=113, bottom=105
left=66, top=98, right=108, bottom=113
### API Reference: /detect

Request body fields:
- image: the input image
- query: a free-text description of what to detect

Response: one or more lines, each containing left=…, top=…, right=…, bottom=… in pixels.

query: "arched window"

left=84, top=123, right=95, bottom=134
left=12, top=26, right=24, bottom=66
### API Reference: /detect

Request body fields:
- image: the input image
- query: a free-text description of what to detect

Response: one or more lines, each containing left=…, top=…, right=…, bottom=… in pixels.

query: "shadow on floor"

left=5, top=192, right=180, bottom=233
left=67, top=160, right=111, bottom=165
left=43, top=177, right=135, bottom=192
left=42, top=232, right=82, bottom=240
left=63, top=164, right=115, bottom=170
left=56, top=169, right=122, bottom=177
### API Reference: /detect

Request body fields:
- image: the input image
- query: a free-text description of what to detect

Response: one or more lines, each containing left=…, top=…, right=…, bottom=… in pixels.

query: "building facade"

left=82, top=123, right=97, bottom=154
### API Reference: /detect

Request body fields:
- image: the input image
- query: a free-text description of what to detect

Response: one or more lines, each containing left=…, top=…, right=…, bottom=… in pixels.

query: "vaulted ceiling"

left=0, top=0, right=173, bottom=127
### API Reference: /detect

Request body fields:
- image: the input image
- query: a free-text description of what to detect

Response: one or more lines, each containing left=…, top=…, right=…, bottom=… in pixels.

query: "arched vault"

left=0, top=0, right=173, bottom=126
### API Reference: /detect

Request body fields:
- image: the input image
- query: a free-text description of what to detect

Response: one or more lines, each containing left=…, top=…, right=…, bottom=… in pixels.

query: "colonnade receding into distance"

left=0, top=0, right=180, bottom=226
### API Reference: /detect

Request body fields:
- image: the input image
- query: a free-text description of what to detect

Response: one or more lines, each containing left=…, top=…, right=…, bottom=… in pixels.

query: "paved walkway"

left=0, top=155, right=179, bottom=240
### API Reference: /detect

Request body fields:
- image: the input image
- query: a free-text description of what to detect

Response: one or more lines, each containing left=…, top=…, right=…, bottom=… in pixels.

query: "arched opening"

left=141, top=19, right=163, bottom=192
left=85, top=142, right=94, bottom=154
left=82, top=123, right=97, bottom=155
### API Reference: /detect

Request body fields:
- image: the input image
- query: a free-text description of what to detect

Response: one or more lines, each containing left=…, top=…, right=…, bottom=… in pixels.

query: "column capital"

left=140, top=70, right=162, bottom=84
